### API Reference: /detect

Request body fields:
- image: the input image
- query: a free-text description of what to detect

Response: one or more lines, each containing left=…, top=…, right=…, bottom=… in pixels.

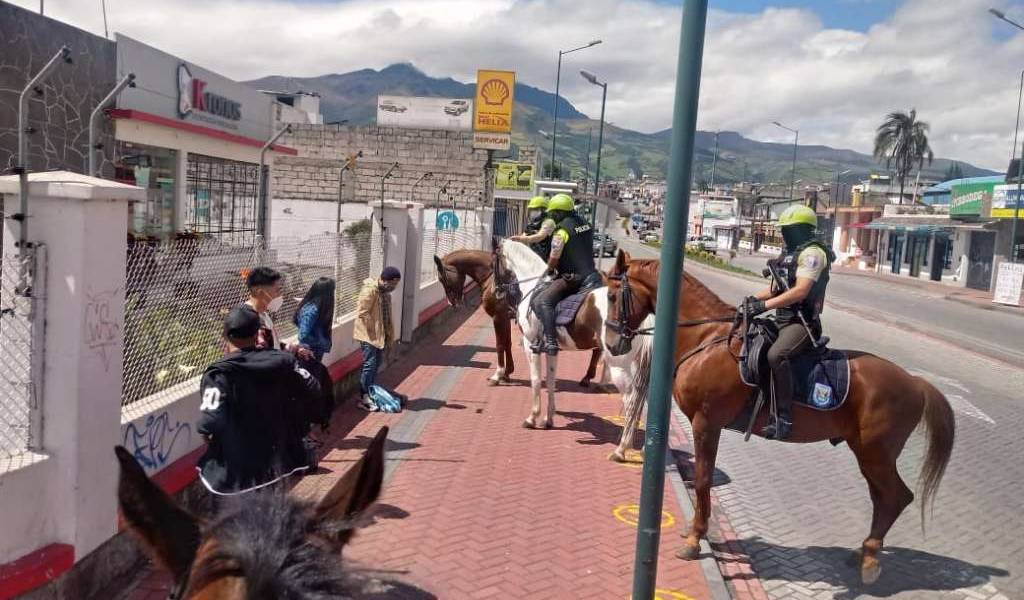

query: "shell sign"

left=473, top=69, right=515, bottom=134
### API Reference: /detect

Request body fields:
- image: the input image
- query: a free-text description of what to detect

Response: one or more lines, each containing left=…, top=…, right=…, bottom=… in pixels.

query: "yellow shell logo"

left=481, top=79, right=510, bottom=106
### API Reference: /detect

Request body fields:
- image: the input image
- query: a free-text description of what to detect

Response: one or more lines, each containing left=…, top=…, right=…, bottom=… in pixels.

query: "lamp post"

left=583, top=128, right=593, bottom=193
left=551, top=40, right=602, bottom=173
left=991, top=7, right=1024, bottom=262
left=580, top=69, right=607, bottom=228
left=773, top=120, right=799, bottom=202
left=709, top=130, right=720, bottom=191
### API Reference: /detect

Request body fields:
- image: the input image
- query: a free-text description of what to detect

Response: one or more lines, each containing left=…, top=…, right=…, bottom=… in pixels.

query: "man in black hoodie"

left=197, top=305, right=321, bottom=496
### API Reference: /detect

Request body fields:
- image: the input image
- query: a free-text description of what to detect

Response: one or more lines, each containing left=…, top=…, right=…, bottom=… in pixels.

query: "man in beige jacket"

left=353, top=266, right=401, bottom=410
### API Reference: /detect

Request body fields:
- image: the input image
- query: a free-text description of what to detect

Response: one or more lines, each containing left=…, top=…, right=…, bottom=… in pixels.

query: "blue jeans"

left=359, top=342, right=382, bottom=395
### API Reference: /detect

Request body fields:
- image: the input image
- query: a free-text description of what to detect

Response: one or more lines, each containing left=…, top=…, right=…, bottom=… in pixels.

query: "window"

left=185, top=154, right=259, bottom=245
left=115, top=143, right=177, bottom=240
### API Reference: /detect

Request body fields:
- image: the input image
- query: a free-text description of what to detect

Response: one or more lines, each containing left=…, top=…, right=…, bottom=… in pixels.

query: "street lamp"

left=551, top=39, right=602, bottom=174
left=580, top=70, right=607, bottom=216
left=991, top=7, right=1024, bottom=262
left=772, top=120, right=799, bottom=202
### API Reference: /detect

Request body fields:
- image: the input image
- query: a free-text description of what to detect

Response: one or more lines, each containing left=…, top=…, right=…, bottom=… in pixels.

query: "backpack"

left=368, top=385, right=405, bottom=413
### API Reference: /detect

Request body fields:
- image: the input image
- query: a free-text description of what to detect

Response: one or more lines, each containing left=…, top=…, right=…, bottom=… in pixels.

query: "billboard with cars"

left=375, top=95, right=473, bottom=130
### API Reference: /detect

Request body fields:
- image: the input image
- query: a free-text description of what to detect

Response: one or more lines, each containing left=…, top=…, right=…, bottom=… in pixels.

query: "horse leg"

left=678, top=413, right=722, bottom=560
left=501, top=319, right=515, bottom=382
left=579, top=348, right=602, bottom=388
left=488, top=317, right=506, bottom=386
left=542, top=353, right=557, bottom=429
left=850, top=444, right=915, bottom=585
left=610, top=384, right=643, bottom=462
left=522, top=339, right=543, bottom=429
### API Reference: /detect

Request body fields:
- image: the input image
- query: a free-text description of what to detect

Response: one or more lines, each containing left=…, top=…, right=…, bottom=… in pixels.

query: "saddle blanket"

left=788, top=349, right=851, bottom=410
left=555, top=289, right=593, bottom=326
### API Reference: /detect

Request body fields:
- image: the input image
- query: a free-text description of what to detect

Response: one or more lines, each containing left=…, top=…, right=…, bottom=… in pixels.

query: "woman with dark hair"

left=293, top=277, right=336, bottom=362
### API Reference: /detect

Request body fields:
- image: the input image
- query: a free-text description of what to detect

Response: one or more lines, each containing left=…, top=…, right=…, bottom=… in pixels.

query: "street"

left=615, top=233, right=1022, bottom=600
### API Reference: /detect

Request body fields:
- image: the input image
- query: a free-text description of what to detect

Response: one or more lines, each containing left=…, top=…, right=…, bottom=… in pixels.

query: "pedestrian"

left=353, top=266, right=401, bottom=411
left=244, top=266, right=285, bottom=351
left=197, top=305, right=321, bottom=497
left=293, top=277, right=336, bottom=362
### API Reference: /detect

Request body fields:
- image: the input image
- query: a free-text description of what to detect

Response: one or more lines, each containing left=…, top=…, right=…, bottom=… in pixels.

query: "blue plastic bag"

left=368, top=385, right=403, bottom=413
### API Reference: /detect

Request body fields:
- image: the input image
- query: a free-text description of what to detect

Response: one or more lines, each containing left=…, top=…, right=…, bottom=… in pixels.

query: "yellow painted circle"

left=603, top=414, right=626, bottom=426
left=618, top=449, right=644, bottom=468
left=626, top=590, right=695, bottom=600
left=612, top=503, right=675, bottom=528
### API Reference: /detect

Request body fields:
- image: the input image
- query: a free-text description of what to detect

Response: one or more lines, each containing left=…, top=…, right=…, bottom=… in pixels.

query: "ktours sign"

left=177, top=63, right=242, bottom=121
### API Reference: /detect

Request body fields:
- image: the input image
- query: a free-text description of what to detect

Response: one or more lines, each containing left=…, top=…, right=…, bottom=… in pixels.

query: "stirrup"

left=763, top=417, right=792, bottom=440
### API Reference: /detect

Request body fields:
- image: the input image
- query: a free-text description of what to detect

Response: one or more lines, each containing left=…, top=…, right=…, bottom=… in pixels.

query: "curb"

left=832, top=268, right=1024, bottom=318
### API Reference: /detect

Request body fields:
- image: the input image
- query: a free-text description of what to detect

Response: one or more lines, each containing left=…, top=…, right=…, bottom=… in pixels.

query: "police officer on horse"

left=530, top=193, right=602, bottom=355
left=511, top=195, right=555, bottom=260
left=740, top=205, right=835, bottom=440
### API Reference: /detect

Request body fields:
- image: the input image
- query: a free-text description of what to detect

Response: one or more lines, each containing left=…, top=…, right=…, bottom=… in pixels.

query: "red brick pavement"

left=121, top=307, right=722, bottom=599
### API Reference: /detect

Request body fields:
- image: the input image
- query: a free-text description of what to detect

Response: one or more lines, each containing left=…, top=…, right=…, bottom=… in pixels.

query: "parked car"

left=592, top=233, right=618, bottom=257
left=641, top=231, right=661, bottom=243
left=379, top=100, right=408, bottom=113
left=686, top=235, right=718, bottom=252
left=444, top=99, right=470, bottom=116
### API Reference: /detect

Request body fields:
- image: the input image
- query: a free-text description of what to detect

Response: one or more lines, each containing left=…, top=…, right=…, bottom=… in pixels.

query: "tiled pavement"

left=120, top=307, right=728, bottom=599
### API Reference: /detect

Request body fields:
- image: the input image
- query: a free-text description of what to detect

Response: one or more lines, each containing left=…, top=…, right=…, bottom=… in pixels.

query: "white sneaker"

left=357, top=395, right=378, bottom=412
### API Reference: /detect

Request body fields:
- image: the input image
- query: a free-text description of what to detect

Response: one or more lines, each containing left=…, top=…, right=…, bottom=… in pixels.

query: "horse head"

left=605, top=249, right=658, bottom=356
left=435, top=255, right=466, bottom=307
left=116, top=427, right=388, bottom=599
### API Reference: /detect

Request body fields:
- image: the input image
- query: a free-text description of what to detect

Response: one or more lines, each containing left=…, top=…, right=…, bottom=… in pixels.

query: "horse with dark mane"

left=434, top=249, right=602, bottom=387
left=116, top=427, right=388, bottom=599
left=605, top=252, right=955, bottom=585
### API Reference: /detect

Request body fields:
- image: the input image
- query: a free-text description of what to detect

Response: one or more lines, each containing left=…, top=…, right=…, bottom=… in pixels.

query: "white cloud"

left=12, top=0, right=1024, bottom=169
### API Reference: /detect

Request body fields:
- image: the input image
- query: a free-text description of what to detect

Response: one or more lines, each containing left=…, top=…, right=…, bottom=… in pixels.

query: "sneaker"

left=357, top=395, right=378, bottom=412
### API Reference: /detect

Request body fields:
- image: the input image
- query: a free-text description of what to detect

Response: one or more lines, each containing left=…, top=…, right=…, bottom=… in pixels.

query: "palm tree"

left=873, top=109, right=934, bottom=204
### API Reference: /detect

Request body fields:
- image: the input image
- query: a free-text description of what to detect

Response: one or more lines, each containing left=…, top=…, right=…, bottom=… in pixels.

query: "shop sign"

left=950, top=182, right=995, bottom=216
left=178, top=64, right=241, bottom=121
left=993, top=261, right=1024, bottom=306
left=472, top=131, right=510, bottom=150
left=473, top=69, right=515, bottom=134
left=495, top=162, right=534, bottom=191
left=992, top=184, right=1024, bottom=218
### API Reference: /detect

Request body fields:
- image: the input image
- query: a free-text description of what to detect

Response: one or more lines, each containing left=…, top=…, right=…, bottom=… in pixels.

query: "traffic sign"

left=436, top=211, right=460, bottom=230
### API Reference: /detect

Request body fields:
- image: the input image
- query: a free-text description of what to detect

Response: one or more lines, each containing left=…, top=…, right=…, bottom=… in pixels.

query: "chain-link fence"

left=122, top=231, right=374, bottom=410
left=420, top=226, right=483, bottom=284
left=0, top=247, right=45, bottom=459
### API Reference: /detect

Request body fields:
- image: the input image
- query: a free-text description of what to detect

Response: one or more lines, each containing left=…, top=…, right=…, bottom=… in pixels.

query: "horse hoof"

left=541, top=419, right=553, bottom=430
left=522, top=419, right=537, bottom=429
left=861, top=556, right=881, bottom=585
left=487, top=378, right=499, bottom=387
left=608, top=450, right=626, bottom=462
left=675, top=543, right=700, bottom=561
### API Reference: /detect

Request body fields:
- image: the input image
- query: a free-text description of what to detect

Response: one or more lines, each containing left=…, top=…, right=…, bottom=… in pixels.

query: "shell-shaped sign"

left=481, top=79, right=510, bottom=106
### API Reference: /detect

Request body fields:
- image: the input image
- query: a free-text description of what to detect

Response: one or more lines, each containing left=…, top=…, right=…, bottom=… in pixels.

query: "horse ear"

left=614, top=249, right=631, bottom=274
left=115, top=446, right=201, bottom=582
left=314, top=426, right=388, bottom=545
left=433, top=255, right=444, bottom=271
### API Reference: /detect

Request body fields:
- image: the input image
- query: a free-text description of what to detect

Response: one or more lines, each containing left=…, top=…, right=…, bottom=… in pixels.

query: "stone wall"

left=273, top=124, right=489, bottom=208
left=0, top=1, right=117, bottom=176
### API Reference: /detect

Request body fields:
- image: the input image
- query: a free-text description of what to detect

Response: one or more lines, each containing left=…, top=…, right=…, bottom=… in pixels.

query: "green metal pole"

left=631, top=0, right=708, bottom=598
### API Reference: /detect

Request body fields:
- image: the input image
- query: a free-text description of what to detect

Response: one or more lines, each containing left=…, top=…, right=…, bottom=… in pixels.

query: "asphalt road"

left=614, top=233, right=1022, bottom=600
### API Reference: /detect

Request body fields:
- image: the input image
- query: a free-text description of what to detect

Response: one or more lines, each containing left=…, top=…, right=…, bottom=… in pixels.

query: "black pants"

left=765, top=322, right=812, bottom=417
left=531, top=271, right=601, bottom=342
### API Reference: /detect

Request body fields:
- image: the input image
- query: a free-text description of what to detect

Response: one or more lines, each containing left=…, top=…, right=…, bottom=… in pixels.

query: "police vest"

left=556, top=213, right=597, bottom=277
left=775, top=240, right=833, bottom=325
left=524, top=214, right=552, bottom=260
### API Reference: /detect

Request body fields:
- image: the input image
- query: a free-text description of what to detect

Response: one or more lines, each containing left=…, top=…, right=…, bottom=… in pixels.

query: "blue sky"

left=654, top=0, right=905, bottom=30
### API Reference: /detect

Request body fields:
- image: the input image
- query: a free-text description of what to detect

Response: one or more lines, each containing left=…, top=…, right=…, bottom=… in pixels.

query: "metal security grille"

left=0, top=247, right=45, bottom=459
left=122, top=232, right=374, bottom=411
left=184, top=154, right=259, bottom=245
left=493, top=197, right=526, bottom=238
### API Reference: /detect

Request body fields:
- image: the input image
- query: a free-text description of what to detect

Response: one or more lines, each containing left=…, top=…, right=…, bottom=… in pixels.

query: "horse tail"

left=623, top=317, right=656, bottom=430
left=917, top=378, right=955, bottom=531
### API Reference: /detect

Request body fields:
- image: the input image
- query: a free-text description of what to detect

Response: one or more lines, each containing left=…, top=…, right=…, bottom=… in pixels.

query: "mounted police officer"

left=740, top=205, right=835, bottom=440
left=510, top=195, right=555, bottom=260
left=530, top=193, right=602, bottom=355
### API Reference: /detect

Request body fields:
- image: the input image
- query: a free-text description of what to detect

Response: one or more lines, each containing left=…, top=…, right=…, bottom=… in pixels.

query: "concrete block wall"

left=272, top=124, right=489, bottom=208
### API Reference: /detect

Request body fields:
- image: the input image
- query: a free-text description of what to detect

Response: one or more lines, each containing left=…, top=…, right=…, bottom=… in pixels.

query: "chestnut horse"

left=116, top=427, right=388, bottom=599
left=434, top=249, right=602, bottom=387
left=604, top=252, right=955, bottom=585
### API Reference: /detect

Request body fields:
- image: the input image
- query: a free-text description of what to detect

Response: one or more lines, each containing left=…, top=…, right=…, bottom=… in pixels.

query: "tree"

left=873, top=109, right=934, bottom=204
left=944, top=161, right=964, bottom=181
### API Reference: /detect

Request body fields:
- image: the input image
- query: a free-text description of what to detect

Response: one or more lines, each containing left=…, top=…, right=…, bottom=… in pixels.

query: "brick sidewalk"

left=120, top=307, right=727, bottom=600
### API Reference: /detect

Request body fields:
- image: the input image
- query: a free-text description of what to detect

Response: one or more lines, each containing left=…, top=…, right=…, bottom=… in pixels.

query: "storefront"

left=111, top=35, right=295, bottom=244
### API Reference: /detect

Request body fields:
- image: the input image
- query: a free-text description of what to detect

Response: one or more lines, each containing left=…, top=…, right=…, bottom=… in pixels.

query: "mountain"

left=246, top=64, right=997, bottom=183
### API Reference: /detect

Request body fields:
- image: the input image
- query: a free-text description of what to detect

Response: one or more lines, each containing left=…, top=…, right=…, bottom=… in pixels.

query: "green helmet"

left=547, top=193, right=574, bottom=213
left=527, top=195, right=548, bottom=210
left=778, top=205, right=818, bottom=228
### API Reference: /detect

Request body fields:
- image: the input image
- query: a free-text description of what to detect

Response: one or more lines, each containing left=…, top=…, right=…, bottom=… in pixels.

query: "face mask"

left=782, top=225, right=813, bottom=251
left=267, top=295, right=284, bottom=313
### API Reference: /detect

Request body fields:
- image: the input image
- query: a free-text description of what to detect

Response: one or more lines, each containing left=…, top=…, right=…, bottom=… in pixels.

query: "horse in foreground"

left=434, top=249, right=602, bottom=387
left=604, top=252, right=954, bottom=585
left=116, top=427, right=388, bottom=599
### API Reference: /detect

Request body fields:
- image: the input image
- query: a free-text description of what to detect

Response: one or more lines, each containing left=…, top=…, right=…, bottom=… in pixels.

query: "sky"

left=13, top=0, right=1024, bottom=170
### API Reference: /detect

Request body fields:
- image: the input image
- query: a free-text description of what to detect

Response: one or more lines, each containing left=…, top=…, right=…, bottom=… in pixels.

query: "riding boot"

left=764, top=370, right=794, bottom=441
left=543, top=332, right=560, bottom=356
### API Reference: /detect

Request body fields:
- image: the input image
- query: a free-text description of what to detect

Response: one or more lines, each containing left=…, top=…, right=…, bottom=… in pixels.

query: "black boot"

left=763, top=409, right=792, bottom=440
left=764, top=370, right=794, bottom=440
left=543, top=333, right=559, bottom=356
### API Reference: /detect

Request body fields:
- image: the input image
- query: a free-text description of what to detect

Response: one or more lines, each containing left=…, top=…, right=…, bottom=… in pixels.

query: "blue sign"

left=436, top=211, right=460, bottom=230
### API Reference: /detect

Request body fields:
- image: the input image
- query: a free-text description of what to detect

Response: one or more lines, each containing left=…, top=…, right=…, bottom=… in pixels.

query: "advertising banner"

left=375, top=95, right=473, bottom=130
left=993, top=261, right=1024, bottom=306
left=473, top=69, right=515, bottom=134
left=472, top=131, right=510, bottom=150
left=992, top=184, right=1024, bottom=218
left=495, top=162, right=535, bottom=191
left=950, top=181, right=995, bottom=217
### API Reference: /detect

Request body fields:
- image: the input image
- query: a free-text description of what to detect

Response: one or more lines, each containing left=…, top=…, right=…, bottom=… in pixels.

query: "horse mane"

left=629, top=259, right=735, bottom=317
left=500, top=239, right=547, bottom=278
left=189, top=492, right=353, bottom=599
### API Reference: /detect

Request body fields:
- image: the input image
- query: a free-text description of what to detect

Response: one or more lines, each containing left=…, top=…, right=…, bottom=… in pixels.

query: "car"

left=686, top=235, right=718, bottom=252
left=379, top=100, right=407, bottom=113
left=592, top=233, right=618, bottom=257
left=641, top=231, right=660, bottom=243
left=444, top=99, right=469, bottom=116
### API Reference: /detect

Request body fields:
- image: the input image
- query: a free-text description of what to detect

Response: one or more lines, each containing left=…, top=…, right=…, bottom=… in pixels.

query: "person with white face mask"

left=244, top=267, right=285, bottom=352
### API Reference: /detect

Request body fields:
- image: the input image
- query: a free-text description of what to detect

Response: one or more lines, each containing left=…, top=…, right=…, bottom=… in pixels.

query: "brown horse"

left=116, top=427, right=388, bottom=599
left=604, top=251, right=955, bottom=585
left=434, top=249, right=602, bottom=387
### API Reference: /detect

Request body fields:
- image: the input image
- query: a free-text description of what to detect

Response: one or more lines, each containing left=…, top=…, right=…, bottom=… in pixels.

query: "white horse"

left=497, top=239, right=652, bottom=459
